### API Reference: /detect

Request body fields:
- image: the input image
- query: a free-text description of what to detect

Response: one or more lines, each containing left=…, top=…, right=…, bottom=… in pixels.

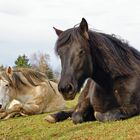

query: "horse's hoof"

left=44, top=115, right=57, bottom=123
left=94, top=111, right=105, bottom=122
left=72, top=113, right=84, bottom=124
left=94, top=111, right=126, bottom=122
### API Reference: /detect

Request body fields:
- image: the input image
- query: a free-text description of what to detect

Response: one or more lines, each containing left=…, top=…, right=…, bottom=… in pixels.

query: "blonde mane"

left=1, top=68, right=48, bottom=89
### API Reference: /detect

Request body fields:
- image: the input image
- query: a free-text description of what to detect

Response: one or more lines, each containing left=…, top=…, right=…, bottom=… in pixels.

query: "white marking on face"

left=0, top=79, right=10, bottom=109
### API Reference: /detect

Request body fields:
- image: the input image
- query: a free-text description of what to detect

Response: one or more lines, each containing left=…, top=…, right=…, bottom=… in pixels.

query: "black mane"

left=56, top=27, right=140, bottom=78
left=89, top=30, right=140, bottom=77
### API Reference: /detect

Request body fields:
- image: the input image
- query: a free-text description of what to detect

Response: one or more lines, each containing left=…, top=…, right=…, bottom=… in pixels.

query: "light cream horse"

left=0, top=67, right=65, bottom=120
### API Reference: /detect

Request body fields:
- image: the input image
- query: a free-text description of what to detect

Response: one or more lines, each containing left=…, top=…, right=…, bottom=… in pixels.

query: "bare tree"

left=53, top=69, right=61, bottom=82
left=30, top=52, right=54, bottom=80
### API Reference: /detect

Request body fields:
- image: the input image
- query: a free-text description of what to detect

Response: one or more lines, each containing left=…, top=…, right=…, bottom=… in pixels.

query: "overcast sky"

left=0, top=0, right=140, bottom=71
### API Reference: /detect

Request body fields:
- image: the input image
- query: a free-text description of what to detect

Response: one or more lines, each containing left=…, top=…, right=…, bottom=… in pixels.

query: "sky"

left=0, top=0, right=140, bottom=71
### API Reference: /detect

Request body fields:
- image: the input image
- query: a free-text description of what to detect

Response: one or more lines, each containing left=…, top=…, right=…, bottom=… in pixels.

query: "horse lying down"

left=0, top=67, right=66, bottom=120
left=46, top=18, right=140, bottom=123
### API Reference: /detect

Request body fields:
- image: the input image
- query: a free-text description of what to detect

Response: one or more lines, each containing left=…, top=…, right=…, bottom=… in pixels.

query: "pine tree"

left=15, top=54, right=31, bottom=68
left=47, top=68, right=54, bottom=80
left=0, top=65, right=5, bottom=71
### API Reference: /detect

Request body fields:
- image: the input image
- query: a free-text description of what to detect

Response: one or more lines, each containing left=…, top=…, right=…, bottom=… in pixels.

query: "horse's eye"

left=79, top=50, right=85, bottom=56
left=5, top=84, right=9, bottom=87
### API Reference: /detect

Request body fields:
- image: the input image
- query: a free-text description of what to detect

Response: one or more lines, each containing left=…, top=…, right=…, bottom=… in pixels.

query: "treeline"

left=0, top=52, right=60, bottom=82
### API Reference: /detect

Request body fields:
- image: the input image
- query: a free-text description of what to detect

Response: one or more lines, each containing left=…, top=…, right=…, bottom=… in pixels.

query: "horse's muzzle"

left=58, top=83, right=76, bottom=100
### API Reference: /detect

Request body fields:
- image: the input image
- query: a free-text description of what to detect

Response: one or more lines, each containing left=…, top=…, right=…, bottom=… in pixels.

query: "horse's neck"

left=90, top=44, right=113, bottom=91
left=92, top=61, right=113, bottom=91
left=13, top=86, right=33, bottom=102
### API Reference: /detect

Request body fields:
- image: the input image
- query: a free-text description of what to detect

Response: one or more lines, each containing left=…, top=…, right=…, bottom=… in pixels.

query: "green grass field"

left=0, top=95, right=140, bottom=140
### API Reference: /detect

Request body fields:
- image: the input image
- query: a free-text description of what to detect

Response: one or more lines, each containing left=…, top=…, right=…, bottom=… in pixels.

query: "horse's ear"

left=79, top=18, right=89, bottom=40
left=6, top=67, right=13, bottom=75
left=53, top=27, right=63, bottom=36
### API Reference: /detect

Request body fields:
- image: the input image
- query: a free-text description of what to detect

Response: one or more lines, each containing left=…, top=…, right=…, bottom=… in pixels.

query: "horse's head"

left=54, top=18, right=93, bottom=100
left=0, top=67, right=13, bottom=110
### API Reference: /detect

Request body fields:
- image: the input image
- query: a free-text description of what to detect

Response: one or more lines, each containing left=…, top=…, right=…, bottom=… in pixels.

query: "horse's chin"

left=62, top=92, right=77, bottom=101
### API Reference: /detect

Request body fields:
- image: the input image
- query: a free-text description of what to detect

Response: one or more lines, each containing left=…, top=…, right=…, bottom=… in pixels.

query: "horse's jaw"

left=60, top=90, right=77, bottom=101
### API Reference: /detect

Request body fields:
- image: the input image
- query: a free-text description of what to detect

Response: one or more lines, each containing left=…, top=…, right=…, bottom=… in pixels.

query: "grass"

left=0, top=95, right=140, bottom=140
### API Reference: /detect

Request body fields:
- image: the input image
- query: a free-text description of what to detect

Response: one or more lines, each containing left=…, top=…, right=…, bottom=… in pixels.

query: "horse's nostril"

left=66, top=83, right=74, bottom=93
left=0, top=104, right=2, bottom=109
left=58, top=84, right=66, bottom=93
left=58, top=83, right=74, bottom=94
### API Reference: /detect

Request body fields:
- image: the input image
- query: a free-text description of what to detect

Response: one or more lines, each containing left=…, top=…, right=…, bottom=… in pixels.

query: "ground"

left=0, top=95, right=140, bottom=140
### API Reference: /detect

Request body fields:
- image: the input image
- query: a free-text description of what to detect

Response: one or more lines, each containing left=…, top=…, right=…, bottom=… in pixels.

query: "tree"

left=47, top=69, right=54, bottom=80
left=0, top=65, right=5, bottom=71
left=30, top=52, right=55, bottom=80
left=15, top=54, right=31, bottom=68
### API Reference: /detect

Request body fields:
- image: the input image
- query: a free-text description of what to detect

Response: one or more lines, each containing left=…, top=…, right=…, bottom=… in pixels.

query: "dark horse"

left=46, top=18, right=140, bottom=124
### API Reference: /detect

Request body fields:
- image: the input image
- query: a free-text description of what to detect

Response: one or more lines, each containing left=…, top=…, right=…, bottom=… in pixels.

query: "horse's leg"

left=90, top=81, right=121, bottom=122
left=3, top=112, right=28, bottom=120
left=94, top=104, right=138, bottom=122
left=0, top=102, right=40, bottom=120
left=72, top=98, right=95, bottom=124
left=93, top=77, right=139, bottom=122
left=45, top=100, right=94, bottom=124
left=21, top=103, right=40, bottom=115
left=0, top=103, right=23, bottom=119
left=45, top=110, right=74, bottom=123
left=72, top=79, right=95, bottom=124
